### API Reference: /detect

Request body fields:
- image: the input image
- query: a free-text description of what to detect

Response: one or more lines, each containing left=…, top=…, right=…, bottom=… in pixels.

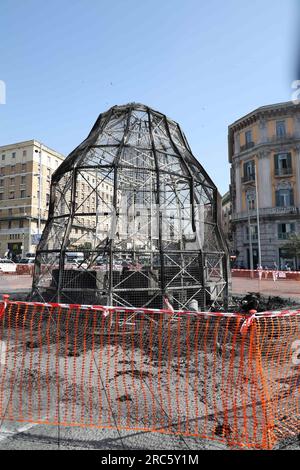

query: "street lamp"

left=34, top=144, right=42, bottom=238
left=247, top=193, right=254, bottom=271
left=254, top=162, right=262, bottom=267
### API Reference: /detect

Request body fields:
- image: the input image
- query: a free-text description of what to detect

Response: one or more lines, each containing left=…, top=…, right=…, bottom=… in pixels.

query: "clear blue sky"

left=0, top=0, right=298, bottom=194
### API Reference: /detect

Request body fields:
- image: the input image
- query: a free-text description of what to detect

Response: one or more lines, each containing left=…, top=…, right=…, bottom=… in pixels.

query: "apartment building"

left=0, top=140, right=64, bottom=258
left=228, top=101, right=300, bottom=270
left=0, top=140, right=115, bottom=259
left=221, top=191, right=232, bottom=243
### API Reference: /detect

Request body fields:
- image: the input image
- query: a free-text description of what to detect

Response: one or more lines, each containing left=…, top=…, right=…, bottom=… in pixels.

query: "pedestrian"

left=257, top=264, right=263, bottom=281
left=264, top=266, right=269, bottom=279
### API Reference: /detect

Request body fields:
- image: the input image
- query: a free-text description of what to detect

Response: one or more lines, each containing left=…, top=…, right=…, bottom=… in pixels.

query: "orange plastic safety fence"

left=253, top=312, right=300, bottom=447
left=0, top=301, right=299, bottom=449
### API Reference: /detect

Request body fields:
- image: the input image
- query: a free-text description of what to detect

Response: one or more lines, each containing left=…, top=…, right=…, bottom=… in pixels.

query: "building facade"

left=229, top=101, right=300, bottom=270
left=0, top=140, right=115, bottom=259
left=221, top=191, right=232, bottom=242
left=0, top=140, right=64, bottom=258
left=0, top=140, right=113, bottom=258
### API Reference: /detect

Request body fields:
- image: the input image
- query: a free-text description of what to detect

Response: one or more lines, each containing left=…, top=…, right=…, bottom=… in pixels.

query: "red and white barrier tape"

left=2, top=296, right=300, bottom=338
left=232, top=268, right=300, bottom=275
left=0, top=295, right=245, bottom=319
left=0, top=294, right=9, bottom=320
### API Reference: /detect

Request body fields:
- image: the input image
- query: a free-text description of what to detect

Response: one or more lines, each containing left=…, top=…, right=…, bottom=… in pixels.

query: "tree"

left=282, top=233, right=300, bottom=269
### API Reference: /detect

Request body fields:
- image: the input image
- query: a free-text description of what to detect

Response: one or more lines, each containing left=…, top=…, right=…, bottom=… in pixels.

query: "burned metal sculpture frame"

left=31, top=103, right=229, bottom=310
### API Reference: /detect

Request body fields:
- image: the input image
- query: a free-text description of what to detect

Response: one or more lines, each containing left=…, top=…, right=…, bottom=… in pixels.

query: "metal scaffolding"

left=31, top=103, right=229, bottom=310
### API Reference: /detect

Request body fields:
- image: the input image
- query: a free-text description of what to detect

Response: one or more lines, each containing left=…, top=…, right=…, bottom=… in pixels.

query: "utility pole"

left=254, top=161, right=262, bottom=267
left=34, top=144, right=42, bottom=241
left=247, top=195, right=254, bottom=272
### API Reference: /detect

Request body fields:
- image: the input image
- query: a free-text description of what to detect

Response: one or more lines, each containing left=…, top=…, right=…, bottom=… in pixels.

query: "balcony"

left=242, top=173, right=255, bottom=184
left=278, top=232, right=294, bottom=240
left=232, top=206, right=298, bottom=221
left=274, top=167, right=293, bottom=177
left=240, top=142, right=255, bottom=152
left=268, top=133, right=294, bottom=143
left=245, top=235, right=258, bottom=242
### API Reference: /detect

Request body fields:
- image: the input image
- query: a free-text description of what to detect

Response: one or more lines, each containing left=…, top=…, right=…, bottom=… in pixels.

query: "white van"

left=0, top=258, right=17, bottom=273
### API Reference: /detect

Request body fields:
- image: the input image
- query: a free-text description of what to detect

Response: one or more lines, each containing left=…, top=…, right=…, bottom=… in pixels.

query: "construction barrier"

left=0, top=297, right=299, bottom=449
left=232, top=268, right=300, bottom=281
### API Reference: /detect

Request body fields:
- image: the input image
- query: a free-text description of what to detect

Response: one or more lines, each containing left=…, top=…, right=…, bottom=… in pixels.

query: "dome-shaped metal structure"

left=31, top=103, right=229, bottom=310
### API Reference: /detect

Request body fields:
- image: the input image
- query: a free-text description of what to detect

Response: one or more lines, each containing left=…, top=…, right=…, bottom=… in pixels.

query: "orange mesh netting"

left=0, top=299, right=299, bottom=449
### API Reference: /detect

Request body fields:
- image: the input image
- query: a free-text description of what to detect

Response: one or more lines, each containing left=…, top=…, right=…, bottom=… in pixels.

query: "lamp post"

left=34, top=144, right=42, bottom=239
left=254, top=162, right=262, bottom=267
left=247, top=194, right=254, bottom=272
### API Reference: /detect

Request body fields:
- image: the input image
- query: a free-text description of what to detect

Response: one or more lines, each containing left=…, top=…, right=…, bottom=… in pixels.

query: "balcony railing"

left=268, top=133, right=294, bottom=143
left=232, top=206, right=298, bottom=221
left=245, top=235, right=258, bottom=242
left=242, top=173, right=255, bottom=183
left=274, top=167, right=293, bottom=177
left=240, top=142, right=255, bottom=152
left=278, top=232, right=295, bottom=240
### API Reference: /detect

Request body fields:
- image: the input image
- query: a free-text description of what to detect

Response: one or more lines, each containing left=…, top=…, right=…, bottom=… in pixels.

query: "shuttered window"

left=275, top=188, right=294, bottom=207
left=274, top=153, right=292, bottom=175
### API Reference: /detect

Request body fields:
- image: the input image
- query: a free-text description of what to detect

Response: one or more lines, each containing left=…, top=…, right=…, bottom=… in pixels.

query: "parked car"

left=18, top=258, right=35, bottom=264
left=0, top=258, right=17, bottom=273
left=65, top=252, right=85, bottom=263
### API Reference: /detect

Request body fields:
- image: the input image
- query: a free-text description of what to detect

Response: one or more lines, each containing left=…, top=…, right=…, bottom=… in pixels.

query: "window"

left=12, top=152, right=16, bottom=158
left=8, top=209, right=12, bottom=216
left=275, top=188, right=294, bottom=207
left=21, top=163, right=26, bottom=172
left=246, top=225, right=258, bottom=241
left=10, top=177, right=15, bottom=185
left=243, top=160, right=255, bottom=182
left=246, top=192, right=256, bottom=210
left=1, top=154, right=5, bottom=161
left=8, top=221, right=12, bottom=229
left=0, top=193, right=3, bottom=201
left=245, top=130, right=252, bottom=144
left=21, top=175, right=26, bottom=184
left=278, top=223, right=295, bottom=240
left=22, top=150, right=27, bottom=157
left=274, top=153, right=292, bottom=176
left=10, top=165, right=15, bottom=172
left=20, top=190, right=26, bottom=198
left=0, top=179, right=3, bottom=187
left=276, top=120, right=286, bottom=138
left=19, top=220, right=24, bottom=228
left=9, top=192, right=15, bottom=200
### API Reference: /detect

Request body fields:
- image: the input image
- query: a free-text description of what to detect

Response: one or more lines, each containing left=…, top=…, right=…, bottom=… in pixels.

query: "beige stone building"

left=0, top=140, right=64, bottom=258
left=229, top=101, right=300, bottom=270
left=221, top=191, right=232, bottom=243
left=0, top=140, right=115, bottom=259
